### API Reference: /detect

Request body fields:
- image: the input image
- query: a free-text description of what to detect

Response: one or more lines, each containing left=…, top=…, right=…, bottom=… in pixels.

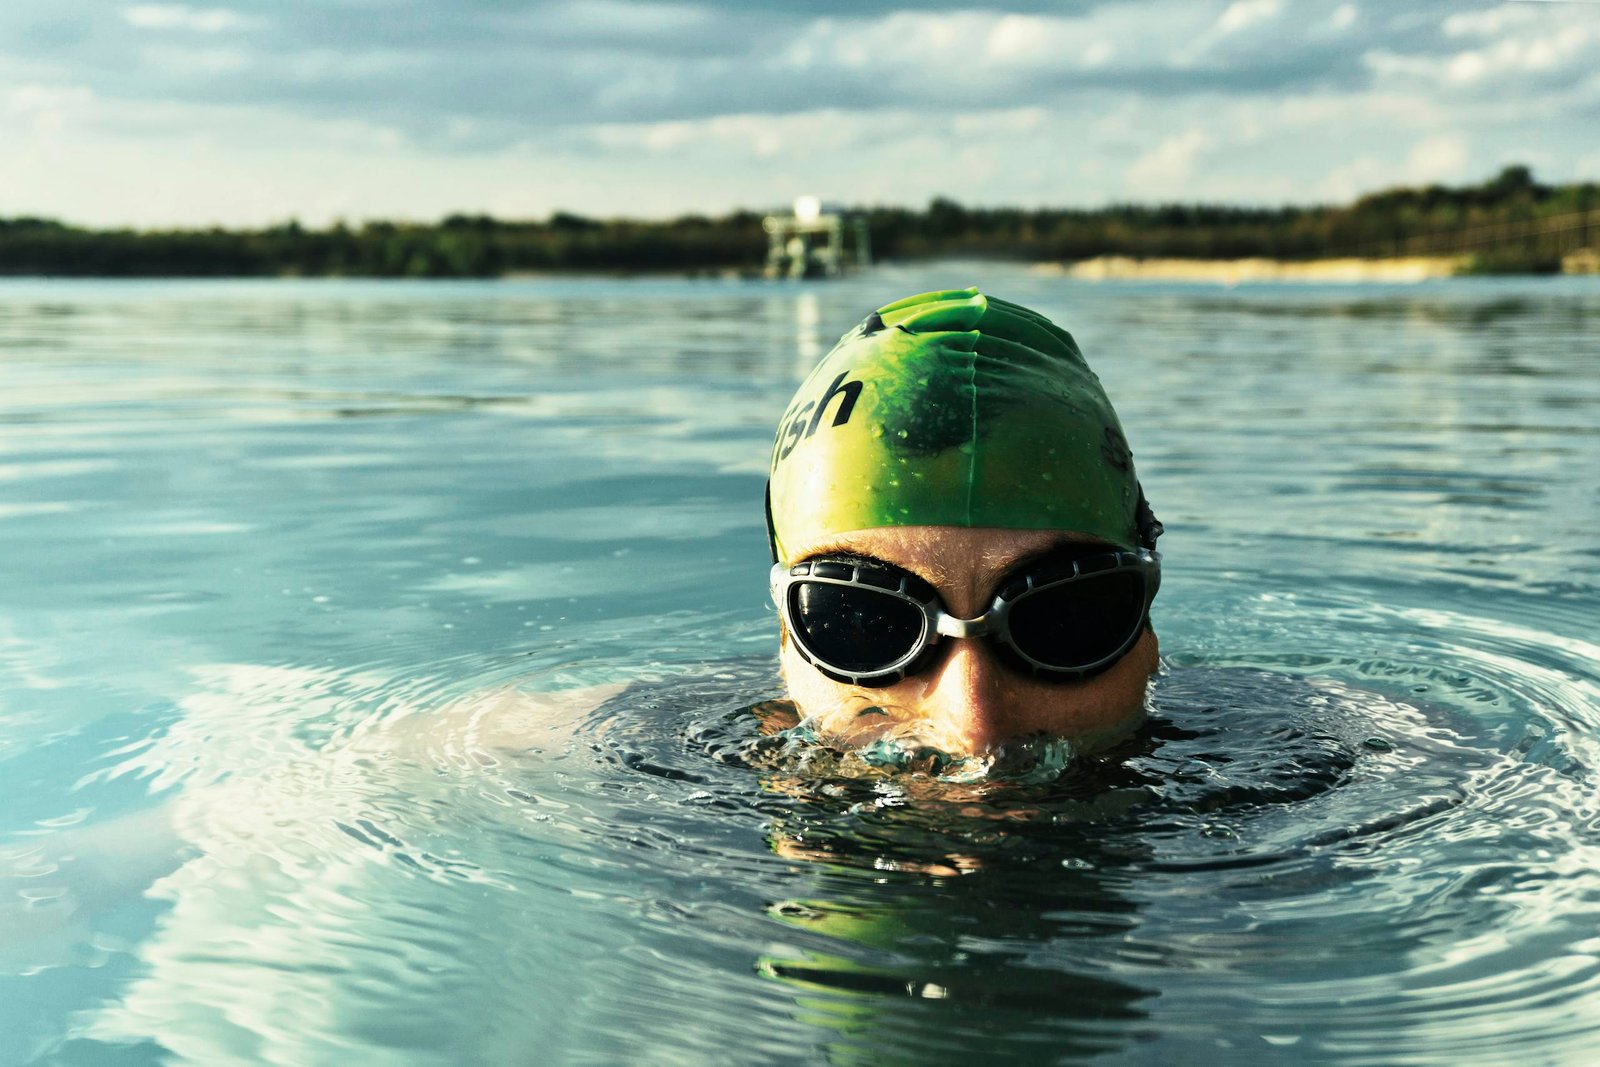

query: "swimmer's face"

left=777, top=526, right=1158, bottom=758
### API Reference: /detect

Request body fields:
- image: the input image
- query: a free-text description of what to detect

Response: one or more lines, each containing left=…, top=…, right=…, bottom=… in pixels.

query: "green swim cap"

left=767, top=288, right=1158, bottom=563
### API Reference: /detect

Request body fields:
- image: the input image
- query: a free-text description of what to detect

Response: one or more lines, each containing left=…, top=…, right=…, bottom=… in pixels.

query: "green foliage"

left=0, top=166, right=1594, bottom=277
left=861, top=167, right=1596, bottom=268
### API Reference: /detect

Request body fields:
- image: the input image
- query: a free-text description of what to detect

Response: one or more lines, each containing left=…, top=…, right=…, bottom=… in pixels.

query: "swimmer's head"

left=767, top=287, right=1160, bottom=565
left=767, top=289, right=1161, bottom=762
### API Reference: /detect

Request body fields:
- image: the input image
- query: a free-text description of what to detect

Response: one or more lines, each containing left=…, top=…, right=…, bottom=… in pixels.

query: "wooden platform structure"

left=763, top=196, right=871, bottom=279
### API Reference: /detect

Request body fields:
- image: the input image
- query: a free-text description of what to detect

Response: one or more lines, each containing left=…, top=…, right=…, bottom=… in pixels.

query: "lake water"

left=2, top=266, right=1598, bottom=1065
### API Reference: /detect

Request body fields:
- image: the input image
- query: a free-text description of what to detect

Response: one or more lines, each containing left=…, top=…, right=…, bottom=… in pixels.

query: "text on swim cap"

left=774, top=372, right=862, bottom=463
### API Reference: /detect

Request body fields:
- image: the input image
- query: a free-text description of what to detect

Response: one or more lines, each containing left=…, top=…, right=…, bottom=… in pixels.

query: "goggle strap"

left=1135, top=482, right=1164, bottom=550
left=763, top=480, right=778, bottom=565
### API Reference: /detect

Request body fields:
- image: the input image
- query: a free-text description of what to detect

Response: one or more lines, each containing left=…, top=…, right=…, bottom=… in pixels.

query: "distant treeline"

left=2, top=166, right=1596, bottom=277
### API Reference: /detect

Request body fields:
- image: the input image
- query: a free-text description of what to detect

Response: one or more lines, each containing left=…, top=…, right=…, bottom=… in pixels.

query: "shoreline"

left=1, top=252, right=1596, bottom=283
left=1045, top=255, right=1471, bottom=284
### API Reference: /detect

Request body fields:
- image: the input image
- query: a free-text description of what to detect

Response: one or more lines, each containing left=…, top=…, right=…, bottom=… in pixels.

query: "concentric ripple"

left=4, top=273, right=1599, bottom=1065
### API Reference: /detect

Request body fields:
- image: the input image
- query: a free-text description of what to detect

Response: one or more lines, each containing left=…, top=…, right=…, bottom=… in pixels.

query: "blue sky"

left=3, top=0, right=1597, bottom=227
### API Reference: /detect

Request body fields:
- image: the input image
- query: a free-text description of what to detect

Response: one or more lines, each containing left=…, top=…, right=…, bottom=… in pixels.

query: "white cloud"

left=1443, top=5, right=1537, bottom=39
left=1126, top=129, right=1214, bottom=195
left=779, top=3, right=1205, bottom=81
left=545, top=0, right=708, bottom=38
left=1, top=74, right=1589, bottom=233
left=3, top=83, right=96, bottom=136
left=985, top=15, right=1055, bottom=63
left=123, top=5, right=254, bottom=33
left=1084, top=40, right=1117, bottom=67
left=5, top=83, right=95, bottom=117
left=1370, top=9, right=1600, bottom=91
left=1217, top=0, right=1283, bottom=35
left=4, top=0, right=1598, bottom=227
left=587, top=110, right=878, bottom=163
left=949, top=107, right=1048, bottom=137
left=1450, top=24, right=1597, bottom=83
left=1310, top=132, right=1472, bottom=202
left=1406, top=134, right=1469, bottom=182
left=138, top=44, right=253, bottom=76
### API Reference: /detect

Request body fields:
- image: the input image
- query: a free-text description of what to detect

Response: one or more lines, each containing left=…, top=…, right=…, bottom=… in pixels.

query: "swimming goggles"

left=771, top=547, right=1160, bottom=687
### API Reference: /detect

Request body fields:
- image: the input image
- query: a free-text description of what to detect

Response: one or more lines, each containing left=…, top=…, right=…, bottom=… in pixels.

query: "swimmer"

left=763, top=288, right=1163, bottom=761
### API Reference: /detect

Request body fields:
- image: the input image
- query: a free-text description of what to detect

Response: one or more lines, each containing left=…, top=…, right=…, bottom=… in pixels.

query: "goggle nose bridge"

left=934, top=612, right=1000, bottom=640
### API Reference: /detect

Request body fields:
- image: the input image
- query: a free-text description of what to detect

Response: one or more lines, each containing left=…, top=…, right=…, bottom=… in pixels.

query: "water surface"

left=2, top=268, right=1598, bottom=1064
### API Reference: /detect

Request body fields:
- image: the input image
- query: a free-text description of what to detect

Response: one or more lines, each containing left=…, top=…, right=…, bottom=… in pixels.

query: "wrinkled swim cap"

left=767, top=287, right=1158, bottom=563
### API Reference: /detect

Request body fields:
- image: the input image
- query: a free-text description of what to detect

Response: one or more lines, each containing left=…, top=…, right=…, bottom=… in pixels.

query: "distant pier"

left=762, top=196, right=871, bottom=280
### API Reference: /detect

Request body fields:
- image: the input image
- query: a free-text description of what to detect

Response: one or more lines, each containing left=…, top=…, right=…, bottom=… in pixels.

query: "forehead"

left=790, top=526, right=1110, bottom=581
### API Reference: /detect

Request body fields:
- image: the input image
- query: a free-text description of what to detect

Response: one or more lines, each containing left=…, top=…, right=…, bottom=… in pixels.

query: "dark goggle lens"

left=1007, top=571, right=1146, bottom=670
left=789, top=581, right=925, bottom=674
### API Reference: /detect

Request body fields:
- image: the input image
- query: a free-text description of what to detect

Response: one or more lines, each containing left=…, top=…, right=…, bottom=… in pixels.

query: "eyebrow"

left=804, top=549, right=883, bottom=567
left=998, top=538, right=1121, bottom=573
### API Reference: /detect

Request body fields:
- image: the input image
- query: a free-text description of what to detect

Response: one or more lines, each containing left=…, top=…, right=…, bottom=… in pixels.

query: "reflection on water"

left=1, top=271, right=1598, bottom=1064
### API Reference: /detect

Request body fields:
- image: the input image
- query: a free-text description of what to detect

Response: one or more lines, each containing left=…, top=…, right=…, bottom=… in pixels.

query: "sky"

left=2, top=0, right=1598, bottom=228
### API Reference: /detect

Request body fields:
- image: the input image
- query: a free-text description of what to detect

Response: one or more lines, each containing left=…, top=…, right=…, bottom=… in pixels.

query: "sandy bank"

left=1047, top=255, right=1469, bottom=284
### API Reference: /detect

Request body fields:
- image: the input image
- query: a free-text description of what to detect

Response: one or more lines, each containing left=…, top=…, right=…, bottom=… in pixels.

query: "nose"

left=917, top=638, right=1013, bottom=755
